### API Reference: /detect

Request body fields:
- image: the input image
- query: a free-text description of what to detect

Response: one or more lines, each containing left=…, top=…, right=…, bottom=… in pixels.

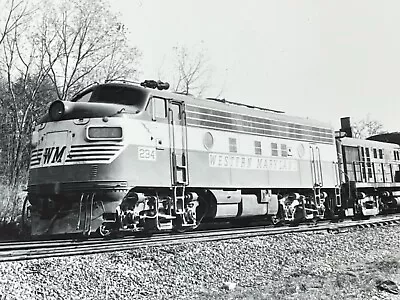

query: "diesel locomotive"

left=25, top=80, right=400, bottom=236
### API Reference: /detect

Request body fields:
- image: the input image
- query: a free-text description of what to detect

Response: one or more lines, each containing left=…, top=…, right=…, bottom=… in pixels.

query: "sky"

left=110, top=0, right=400, bottom=131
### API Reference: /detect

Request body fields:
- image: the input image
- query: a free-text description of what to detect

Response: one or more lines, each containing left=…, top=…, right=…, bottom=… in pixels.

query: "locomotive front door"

left=168, top=100, right=188, bottom=185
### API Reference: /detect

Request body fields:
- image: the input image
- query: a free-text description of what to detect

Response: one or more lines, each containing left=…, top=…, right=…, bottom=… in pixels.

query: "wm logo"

left=41, top=146, right=66, bottom=165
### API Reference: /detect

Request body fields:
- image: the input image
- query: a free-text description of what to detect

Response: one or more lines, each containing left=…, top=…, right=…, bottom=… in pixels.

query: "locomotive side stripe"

left=30, top=149, right=43, bottom=167
left=69, top=148, right=122, bottom=152
left=186, top=104, right=333, bottom=131
left=65, top=158, right=110, bottom=162
left=186, top=119, right=334, bottom=145
left=186, top=111, right=332, bottom=138
left=65, top=144, right=126, bottom=164
left=186, top=106, right=334, bottom=145
left=186, top=107, right=332, bottom=134
left=67, top=153, right=118, bottom=157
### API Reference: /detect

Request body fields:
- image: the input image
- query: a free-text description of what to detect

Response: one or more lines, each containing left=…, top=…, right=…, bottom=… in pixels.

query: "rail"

left=1, top=214, right=400, bottom=262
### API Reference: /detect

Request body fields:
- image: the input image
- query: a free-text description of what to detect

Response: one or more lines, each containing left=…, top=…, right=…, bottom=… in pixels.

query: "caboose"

left=27, top=80, right=341, bottom=236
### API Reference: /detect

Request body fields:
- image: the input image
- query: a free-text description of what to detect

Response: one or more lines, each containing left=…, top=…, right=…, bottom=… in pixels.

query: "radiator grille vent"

left=65, top=143, right=123, bottom=163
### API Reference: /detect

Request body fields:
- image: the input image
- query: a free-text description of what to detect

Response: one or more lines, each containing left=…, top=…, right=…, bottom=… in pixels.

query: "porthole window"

left=203, top=132, right=214, bottom=150
left=297, top=144, right=305, bottom=158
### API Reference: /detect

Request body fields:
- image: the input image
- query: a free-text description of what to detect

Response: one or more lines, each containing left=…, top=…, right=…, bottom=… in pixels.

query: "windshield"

left=73, top=85, right=150, bottom=111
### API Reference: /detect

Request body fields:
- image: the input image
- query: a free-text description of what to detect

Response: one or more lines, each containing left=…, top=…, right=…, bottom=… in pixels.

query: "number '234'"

left=138, top=147, right=156, bottom=161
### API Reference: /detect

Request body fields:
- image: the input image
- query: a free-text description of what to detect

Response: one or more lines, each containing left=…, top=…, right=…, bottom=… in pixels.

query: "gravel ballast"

left=1, top=225, right=400, bottom=299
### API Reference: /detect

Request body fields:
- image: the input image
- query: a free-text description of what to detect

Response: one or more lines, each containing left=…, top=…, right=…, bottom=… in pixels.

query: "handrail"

left=316, top=146, right=324, bottom=186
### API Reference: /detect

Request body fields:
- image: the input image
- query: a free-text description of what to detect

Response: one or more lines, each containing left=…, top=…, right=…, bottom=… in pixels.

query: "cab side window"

left=153, top=97, right=167, bottom=119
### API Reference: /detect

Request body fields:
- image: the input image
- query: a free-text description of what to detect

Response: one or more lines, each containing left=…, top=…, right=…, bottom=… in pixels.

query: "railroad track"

left=1, top=214, right=400, bottom=262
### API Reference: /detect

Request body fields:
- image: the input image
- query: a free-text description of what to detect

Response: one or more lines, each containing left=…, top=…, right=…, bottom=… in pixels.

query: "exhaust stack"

left=340, top=117, right=353, bottom=138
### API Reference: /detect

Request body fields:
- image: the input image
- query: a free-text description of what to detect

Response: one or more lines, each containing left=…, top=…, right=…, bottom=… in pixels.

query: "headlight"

left=49, top=101, right=65, bottom=121
left=31, top=131, right=39, bottom=147
left=87, top=126, right=123, bottom=140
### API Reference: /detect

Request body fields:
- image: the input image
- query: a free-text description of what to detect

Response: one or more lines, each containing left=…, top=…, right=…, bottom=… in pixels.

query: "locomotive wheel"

left=270, top=216, right=283, bottom=226
left=97, top=224, right=112, bottom=237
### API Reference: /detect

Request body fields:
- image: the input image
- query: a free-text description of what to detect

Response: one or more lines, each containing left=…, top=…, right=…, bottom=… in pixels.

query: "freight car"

left=25, top=80, right=400, bottom=236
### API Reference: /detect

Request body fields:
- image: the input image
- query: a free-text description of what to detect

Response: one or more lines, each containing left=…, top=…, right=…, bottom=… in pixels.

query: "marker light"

left=156, top=81, right=170, bottom=90
left=49, top=101, right=65, bottom=121
left=140, top=80, right=170, bottom=90
left=87, top=126, right=123, bottom=140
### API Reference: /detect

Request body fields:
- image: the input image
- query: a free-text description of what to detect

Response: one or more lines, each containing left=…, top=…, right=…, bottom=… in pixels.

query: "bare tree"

left=0, top=2, right=64, bottom=186
left=0, top=0, right=142, bottom=219
left=0, top=0, right=141, bottom=184
left=0, top=0, right=30, bottom=46
left=1, top=49, right=51, bottom=185
left=352, top=116, right=387, bottom=139
left=42, top=0, right=141, bottom=100
left=171, top=45, right=211, bottom=96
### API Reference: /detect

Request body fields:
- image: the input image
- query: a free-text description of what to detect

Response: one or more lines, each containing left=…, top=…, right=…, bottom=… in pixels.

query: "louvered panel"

left=65, top=143, right=124, bottom=163
left=30, top=149, right=43, bottom=167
